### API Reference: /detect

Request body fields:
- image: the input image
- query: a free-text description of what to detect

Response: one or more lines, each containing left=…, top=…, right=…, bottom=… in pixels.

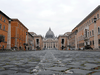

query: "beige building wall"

left=34, top=35, right=43, bottom=50
left=74, top=5, right=100, bottom=49
left=58, top=35, right=67, bottom=50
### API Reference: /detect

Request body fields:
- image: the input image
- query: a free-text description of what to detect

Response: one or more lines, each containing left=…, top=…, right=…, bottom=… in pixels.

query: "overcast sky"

left=0, top=0, right=100, bottom=36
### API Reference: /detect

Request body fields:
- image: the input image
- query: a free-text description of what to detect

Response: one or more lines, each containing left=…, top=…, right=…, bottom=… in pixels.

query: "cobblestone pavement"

left=0, top=50, right=100, bottom=75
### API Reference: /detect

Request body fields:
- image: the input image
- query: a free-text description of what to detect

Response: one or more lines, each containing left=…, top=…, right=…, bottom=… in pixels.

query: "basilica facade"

left=43, top=28, right=58, bottom=49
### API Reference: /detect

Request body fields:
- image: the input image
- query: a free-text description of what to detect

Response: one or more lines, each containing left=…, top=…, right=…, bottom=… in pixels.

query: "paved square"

left=0, top=50, right=100, bottom=75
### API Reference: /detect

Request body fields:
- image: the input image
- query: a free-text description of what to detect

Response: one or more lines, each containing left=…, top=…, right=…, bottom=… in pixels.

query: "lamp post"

left=94, top=17, right=98, bottom=49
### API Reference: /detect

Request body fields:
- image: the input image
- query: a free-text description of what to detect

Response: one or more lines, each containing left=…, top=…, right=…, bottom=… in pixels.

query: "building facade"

left=68, top=5, right=100, bottom=50
left=34, top=35, right=43, bottom=50
left=68, top=28, right=78, bottom=50
left=27, top=32, right=34, bottom=50
left=11, top=19, right=28, bottom=50
left=1, top=5, right=100, bottom=51
left=43, top=28, right=58, bottom=50
left=58, top=35, right=67, bottom=50
left=0, top=11, right=11, bottom=50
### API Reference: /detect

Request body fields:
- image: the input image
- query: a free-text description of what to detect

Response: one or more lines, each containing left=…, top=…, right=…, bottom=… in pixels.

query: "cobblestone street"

left=0, top=50, right=100, bottom=75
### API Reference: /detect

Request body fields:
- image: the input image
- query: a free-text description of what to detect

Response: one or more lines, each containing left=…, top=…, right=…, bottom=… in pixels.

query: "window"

left=92, top=30, right=94, bottom=35
left=88, top=32, right=89, bottom=37
left=87, top=22, right=88, bottom=25
left=98, top=39, right=100, bottom=44
left=98, top=27, right=100, bottom=33
left=3, top=25, right=5, bottom=30
left=3, top=36, right=5, bottom=42
left=97, top=14, right=99, bottom=19
left=90, top=41, right=91, bottom=45
left=4, top=19, right=5, bottom=22
left=89, top=20, right=90, bottom=24
left=92, top=18, right=94, bottom=23
left=0, top=24, right=2, bottom=29
left=0, top=16, right=2, bottom=20
left=93, top=40, right=94, bottom=45
left=90, top=31, right=91, bottom=36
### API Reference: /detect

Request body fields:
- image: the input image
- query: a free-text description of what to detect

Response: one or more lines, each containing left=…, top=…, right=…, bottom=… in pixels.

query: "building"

left=34, top=35, right=43, bottom=50
left=11, top=19, right=28, bottom=50
left=58, top=35, right=67, bottom=50
left=27, top=32, right=34, bottom=50
left=68, top=27, right=78, bottom=50
left=0, top=11, right=11, bottom=50
left=68, top=5, right=100, bottom=50
left=43, top=28, right=58, bottom=50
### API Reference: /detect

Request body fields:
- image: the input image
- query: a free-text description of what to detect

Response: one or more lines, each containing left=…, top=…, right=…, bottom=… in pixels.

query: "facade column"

left=49, top=42, right=51, bottom=48
left=57, top=43, right=58, bottom=49
left=75, top=35, right=77, bottom=50
left=47, top=43, right=48, bottom=48
left=15, top=27, right=17, bottom=48
left=55, top=43, right=56, bottom=48
left=7, top=20, right=11, bottom=49
left=26, top=32, right=28, bottom=50
left=94, top=21, right=98, bottom=49
left=52, top=43, right=53, bottom=48
left=51, top=43, right=52, bottom=48
left=46, top=43, right=47, bottom=48
left=43, top=43, right=44, bottom=48
left=67, top=38, right=69, bottom=50
left=26, top=32, right=28, bottom=43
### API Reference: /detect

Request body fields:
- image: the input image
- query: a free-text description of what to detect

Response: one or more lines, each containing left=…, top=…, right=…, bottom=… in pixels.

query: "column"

left=94, top=22, right=98, bottom=49
left=55, top=42, right=57, bottom=48
left=26, top=32, right=28, bottom=50
left=67, top=38, right=69, bottom=50
left=75, top=35, right=77, bottom=50
left=7, top=20, right=11, bottom=49
left=43, top=43, right=44, bottom=48
left=15, top=27, right=17, bottom=47
left=52, top=43, right=53, bottom=48
left=46, top=43, right=47, bottom=48
left=47, top=43, right=48, bottom=48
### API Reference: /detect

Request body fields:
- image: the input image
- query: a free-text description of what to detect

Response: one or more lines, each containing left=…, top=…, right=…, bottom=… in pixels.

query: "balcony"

left=84, top=37, right=89, bottom=41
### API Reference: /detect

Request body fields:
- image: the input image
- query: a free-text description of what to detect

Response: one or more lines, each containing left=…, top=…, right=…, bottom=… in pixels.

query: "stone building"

left=68, top=5, right=100, bottom=50
left=34, top=35, right=43, bottom=50
left=68, top=28, right=78, bottom=50
left=43, top=28, right=58, bottom=50
left=0, top=11, right=11, bottom=50
left=58, top=35, right=67, bottom=50
left=11, top=19, right=28, bottom=50
left=27, top=32, right=34, bottom=50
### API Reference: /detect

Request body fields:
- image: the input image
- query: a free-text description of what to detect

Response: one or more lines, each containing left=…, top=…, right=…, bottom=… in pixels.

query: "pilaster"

left=7, top=20, right=11, bottom=49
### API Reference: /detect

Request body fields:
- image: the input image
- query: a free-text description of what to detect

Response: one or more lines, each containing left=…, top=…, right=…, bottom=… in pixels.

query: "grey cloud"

left=1, top=0, right=100, bottom=36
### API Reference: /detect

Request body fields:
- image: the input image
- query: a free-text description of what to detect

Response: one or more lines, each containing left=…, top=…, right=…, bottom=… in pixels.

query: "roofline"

left=74, top=5, right=100, bottom=28
left=58, top=35, right=67, bottom=39
left=0, top=10, right=11, bottom=20
left=34, top=35, right=43, bottom=38
left=12, top=19, right=28, bottom=30
left=28, top=32, right=34, bottom=38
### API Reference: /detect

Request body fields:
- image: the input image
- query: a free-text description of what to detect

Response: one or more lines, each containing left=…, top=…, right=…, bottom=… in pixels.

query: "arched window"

left=3, top=25, right=5, bottom=30
left=98, top=27, right=100, bottom=33
left=0, top=24, right=2, bottom=29
left=92, top=30, right=94, bottom=35
left=90, top=31, right=91, bottom=36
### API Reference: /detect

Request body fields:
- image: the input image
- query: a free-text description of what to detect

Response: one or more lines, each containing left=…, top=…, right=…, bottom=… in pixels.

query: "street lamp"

left=94, top=17, right=97, bottom=23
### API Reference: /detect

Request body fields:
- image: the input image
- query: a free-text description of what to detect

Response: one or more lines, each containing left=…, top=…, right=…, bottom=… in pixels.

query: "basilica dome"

left=45, top=28, right=55, bottom=38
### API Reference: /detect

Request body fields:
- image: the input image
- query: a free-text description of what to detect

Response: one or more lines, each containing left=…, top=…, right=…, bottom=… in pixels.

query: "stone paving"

left=0, top=50, right=100, bottom=75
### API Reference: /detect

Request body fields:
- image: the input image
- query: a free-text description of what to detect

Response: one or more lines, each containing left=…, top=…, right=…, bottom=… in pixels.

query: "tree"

left=0, top=35, right=4, bottom=43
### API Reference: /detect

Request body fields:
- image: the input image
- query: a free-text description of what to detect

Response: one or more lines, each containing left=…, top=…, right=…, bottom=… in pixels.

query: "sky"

left=0, top=0, right=100, bottom=36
